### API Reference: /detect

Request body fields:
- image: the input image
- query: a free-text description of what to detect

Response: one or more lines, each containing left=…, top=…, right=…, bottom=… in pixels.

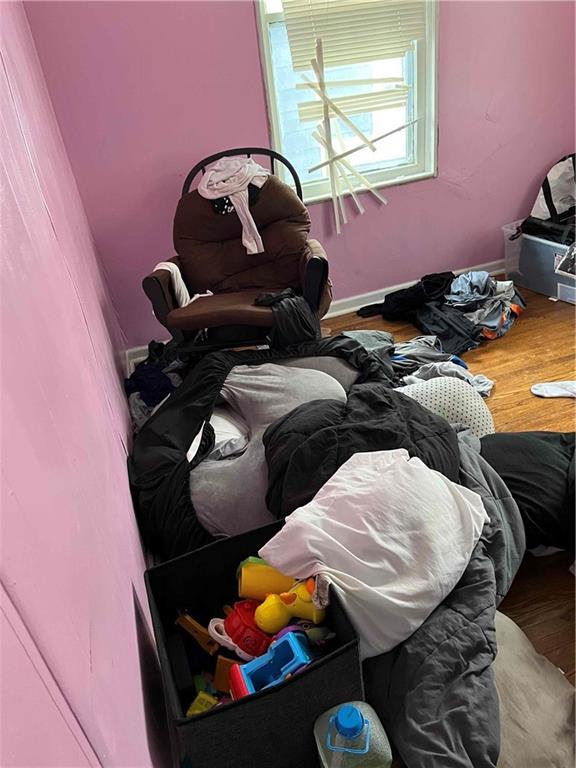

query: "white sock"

left=531, top=381, right=576, bottom=398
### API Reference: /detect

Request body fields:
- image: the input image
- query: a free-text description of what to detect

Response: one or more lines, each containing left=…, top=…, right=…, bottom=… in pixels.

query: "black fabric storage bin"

left=145, top=521, right=364, bottom=768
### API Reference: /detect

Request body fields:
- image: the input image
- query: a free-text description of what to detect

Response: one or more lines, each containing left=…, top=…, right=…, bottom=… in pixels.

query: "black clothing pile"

left=124, top=340, right=198, bottom=432
left=129, top=336, right=392, bottom=558
left=358, top=271, right=455, bottom=320
left=358, top=270, right=526, bottom=356
left=124, top=363, right=175, bottom=408
left=254, top=288, right=320, bottom=347
left=481, top=431, right=575, bottom=552
left=264, top=383, right=460, bottom=518
left=412, top=300, right=483, bottom=356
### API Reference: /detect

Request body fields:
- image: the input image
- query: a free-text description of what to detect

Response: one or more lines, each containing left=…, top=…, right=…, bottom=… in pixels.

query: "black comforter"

left=129, top=336, right=392, bottom=559
left=264, top=381, right=460, bottom=518
left=129, top=337, right=526, bottom=767
left=263, top=395, right=525, bottom=768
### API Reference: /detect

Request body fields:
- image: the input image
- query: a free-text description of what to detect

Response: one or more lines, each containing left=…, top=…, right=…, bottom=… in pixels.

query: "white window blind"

left=256, top=0, right=438, bottom=204
left=283, top=0, right=428, bottom=70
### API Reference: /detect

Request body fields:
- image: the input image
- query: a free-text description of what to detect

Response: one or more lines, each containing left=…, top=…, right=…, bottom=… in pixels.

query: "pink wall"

left=1, top=4, right=158, bottom=764
left=1, top=585, right=98, bottom=767
left=25, top=0, right=575, bottom=348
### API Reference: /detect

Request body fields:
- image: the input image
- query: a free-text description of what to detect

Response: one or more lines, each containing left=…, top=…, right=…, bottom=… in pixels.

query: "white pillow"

left=260, top=449, right=488, bottom=660
left=207, top=406, right=249, bottom=460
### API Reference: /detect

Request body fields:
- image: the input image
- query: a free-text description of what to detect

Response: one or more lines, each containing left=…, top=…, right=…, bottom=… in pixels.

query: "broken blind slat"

left=298, top=87, right=409, bottom=122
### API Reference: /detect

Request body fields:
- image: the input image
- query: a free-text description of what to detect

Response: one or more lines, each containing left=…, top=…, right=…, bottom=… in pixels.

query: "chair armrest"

left=301, top=239, right=332, bottom=318
left=142, top=258, right=179, bottom=327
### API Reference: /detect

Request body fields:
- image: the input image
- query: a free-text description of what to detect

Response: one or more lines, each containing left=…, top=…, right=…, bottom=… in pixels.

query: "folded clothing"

left=260, top=449, right=488, bottom=659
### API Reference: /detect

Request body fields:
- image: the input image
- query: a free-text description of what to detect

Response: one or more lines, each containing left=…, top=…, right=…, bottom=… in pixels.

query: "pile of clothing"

left=358, top=270, right=525, bottom=355
left=126, top=330, right=497, bottom=437
left=342, top=330, right=495, bottom=397
left=124, top=340, right=196, bottom=431
left=445, top=272, right=525, bottom=340
left=129, top=335, right=575, bottom=768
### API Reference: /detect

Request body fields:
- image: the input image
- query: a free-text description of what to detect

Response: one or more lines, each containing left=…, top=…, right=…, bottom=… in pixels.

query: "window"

left=256, top=0, right=438, bottom=204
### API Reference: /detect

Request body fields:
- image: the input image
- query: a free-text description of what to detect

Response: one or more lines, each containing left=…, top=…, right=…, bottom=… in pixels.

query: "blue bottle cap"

left=335, top=705, right=364, bottom=739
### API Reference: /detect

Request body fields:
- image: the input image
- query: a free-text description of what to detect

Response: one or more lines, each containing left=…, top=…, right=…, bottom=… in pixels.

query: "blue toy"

left=229, top=631, right=313, bottom=699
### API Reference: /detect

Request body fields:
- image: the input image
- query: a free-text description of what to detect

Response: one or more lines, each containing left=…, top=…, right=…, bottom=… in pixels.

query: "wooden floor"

left=323, top=288, right=576, bottom=683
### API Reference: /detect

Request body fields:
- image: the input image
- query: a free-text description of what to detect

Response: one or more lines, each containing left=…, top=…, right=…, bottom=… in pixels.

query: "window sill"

left=302, top=169, right=437, bottom=206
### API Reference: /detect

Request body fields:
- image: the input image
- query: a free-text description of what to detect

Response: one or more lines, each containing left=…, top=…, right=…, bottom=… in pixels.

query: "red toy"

left=208, top=600, right=272, bottom=661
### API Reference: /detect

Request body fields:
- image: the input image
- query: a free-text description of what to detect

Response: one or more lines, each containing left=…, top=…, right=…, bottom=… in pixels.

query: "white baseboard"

left=124, top=259, right=506, bottom=366
left=326, top=259, right=506, bottom=318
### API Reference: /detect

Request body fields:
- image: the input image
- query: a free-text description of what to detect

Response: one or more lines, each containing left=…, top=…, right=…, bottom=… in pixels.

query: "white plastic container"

left=314, top=701, right=393, bottom=767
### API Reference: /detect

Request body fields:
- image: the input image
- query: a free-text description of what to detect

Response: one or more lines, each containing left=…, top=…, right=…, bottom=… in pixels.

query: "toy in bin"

left=208, top=600, right=272, bottom=660
left=229, top=631, right=313, bottom=700
left=276, top=620, right=335, bottom=648
left=176, top=613, right=219, bottom=655
left=255, top=578, right=326, bottom=634
left=186, top=691, right=219, bottom=718
left=237, top=556, right=296, bottom=601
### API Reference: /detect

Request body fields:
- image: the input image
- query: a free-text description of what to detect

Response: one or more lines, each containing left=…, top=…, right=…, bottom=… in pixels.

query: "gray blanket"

left=363, top=437, right=525, bottom=767
left=263, top=375, right=526, bottom=766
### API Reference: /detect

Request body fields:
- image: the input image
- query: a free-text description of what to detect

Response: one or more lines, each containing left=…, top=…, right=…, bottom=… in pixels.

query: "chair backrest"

left=181, top=147, right=303, bottom=201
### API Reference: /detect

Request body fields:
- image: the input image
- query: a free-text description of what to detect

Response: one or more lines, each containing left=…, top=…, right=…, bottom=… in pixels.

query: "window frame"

left=255, top=0, right=439, bottom=204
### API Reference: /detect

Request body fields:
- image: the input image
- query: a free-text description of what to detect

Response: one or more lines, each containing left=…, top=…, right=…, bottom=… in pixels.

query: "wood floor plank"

left=323, top=287, right=575, bottom=684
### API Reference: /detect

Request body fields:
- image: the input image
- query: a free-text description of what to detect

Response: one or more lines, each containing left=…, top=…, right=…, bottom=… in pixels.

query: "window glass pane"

left=269, top=21, right=323, bottom=182
left=268, top=20, right=413, bottom=188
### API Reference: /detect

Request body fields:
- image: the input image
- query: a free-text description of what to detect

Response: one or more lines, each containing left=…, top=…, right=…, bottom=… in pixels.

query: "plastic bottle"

left=314, top=701, right=393, bottom=767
